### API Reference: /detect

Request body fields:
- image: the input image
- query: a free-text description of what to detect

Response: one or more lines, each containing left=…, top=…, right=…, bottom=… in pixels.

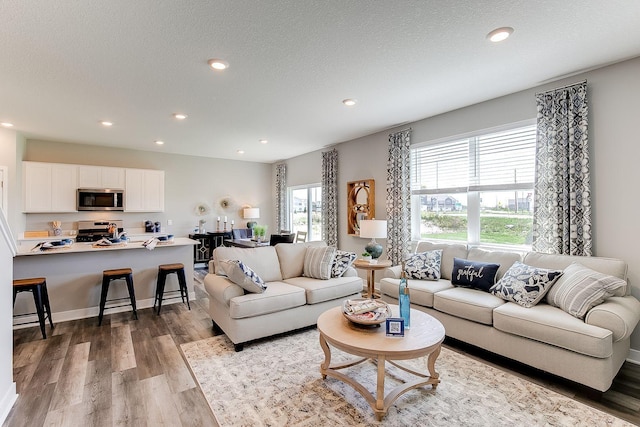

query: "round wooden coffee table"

left=317, top=305, right=445, bottom=421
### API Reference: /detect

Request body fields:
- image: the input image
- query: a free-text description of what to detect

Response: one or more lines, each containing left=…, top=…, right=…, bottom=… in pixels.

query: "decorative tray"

left=342, top=298, right=392, bottom=325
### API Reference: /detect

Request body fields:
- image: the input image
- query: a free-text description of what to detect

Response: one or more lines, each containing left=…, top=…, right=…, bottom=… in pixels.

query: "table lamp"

left=359, top=219, right=387, bottom=259
left=243, top=207, right=260, bottom=229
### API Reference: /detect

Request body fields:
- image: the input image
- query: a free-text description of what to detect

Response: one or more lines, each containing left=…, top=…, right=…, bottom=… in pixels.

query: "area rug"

left=181, top=329, right=632, bottom=427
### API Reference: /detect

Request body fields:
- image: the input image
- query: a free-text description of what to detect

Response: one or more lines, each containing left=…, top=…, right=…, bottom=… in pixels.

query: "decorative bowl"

left=342, top=298, right=392, bottom=325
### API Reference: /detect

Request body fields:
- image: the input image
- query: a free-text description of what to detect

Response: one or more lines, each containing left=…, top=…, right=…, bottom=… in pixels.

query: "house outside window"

left=411, top=121, right=536, bottom=250
left=289, top=184, right=322, bottom=241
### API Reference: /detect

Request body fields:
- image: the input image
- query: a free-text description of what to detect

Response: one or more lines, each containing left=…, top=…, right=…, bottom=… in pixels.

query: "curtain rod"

left=390, top=126, right=412, bottom=134
left=536, top=79, right=587, bottom=96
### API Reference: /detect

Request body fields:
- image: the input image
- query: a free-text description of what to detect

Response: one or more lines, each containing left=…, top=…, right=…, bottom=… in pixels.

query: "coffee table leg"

left=319, top=333, right=331, bottom=380
left=427, top=344, right=441, bottom=388
left=375, top=355, right=386, bottom=420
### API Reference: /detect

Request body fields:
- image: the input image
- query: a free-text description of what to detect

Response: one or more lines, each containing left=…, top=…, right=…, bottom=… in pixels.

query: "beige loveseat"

left=380, top=241, right=640, bottom=392
left=204, top=242, right=363, bottom=351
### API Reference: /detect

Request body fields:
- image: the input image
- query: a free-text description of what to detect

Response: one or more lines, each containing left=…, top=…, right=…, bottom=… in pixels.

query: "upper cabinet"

left=23, top=162, right=164, bottom=213
left=124, top=168, right=164, bottom=212
left=78, top=166, right=125, bottom=189
left=23, top=162, right=78, bottom=212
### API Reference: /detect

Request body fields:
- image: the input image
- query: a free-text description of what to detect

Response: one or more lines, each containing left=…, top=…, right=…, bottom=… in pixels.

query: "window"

left=411, top=122, right=536, bottom=249
left=289, top=184, right=322, bottom=241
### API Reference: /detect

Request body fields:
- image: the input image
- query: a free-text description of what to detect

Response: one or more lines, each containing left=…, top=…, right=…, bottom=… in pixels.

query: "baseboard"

left=627, top=348, right=640, bottom=365
left=13, top=291, right=196, bottom=328
left=0, top=382, right=17, bottom=425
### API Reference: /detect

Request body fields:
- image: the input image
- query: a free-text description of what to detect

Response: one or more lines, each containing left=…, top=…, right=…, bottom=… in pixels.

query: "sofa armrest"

left=342, top=266, right=358, bottom=277
left=382, top=265, right=402, bottom=280
left=585, top=296, right=640, bottom=342
left=208, top=260, right=215, bottom=274
left=203, top=273, right=244, bottom=306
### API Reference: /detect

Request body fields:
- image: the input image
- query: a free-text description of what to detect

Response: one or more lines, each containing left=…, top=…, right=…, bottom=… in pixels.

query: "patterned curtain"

left=532, top=81, right=592, bottom=256
left=386, top=129, right=412, bottom=265
left=322, top=149, right=338, bottom=247
left=275, top=163, right=288, bottom=232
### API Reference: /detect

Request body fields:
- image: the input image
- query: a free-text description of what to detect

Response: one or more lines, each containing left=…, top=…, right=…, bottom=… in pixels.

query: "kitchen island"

left=13, top=237, right=199, bottom=324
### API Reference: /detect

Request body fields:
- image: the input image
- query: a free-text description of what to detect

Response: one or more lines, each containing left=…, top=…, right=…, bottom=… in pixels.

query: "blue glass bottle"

left=399, top=261, right=410, bottom=329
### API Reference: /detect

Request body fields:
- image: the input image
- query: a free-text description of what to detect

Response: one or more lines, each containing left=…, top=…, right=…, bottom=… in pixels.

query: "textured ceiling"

left=2, top=1, right=640, bottom=163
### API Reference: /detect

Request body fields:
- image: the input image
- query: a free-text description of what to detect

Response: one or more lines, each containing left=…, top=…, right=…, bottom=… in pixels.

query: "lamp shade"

left=359, top=220, right=387, bottom=239
left=243, top=208, right=260, bottom=219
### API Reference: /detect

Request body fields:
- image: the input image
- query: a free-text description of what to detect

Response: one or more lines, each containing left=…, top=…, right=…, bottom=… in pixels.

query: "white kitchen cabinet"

left=78, top=166, right=125, bottom=189
left=125, top=168, right=164, bottom=212
left=23, top=162, right=78, bottom=212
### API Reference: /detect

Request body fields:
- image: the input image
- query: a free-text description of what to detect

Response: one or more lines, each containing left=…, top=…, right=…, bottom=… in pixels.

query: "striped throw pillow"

left=546, top=262, right=626, bottom=319
left=303, top=246, right=336, bottom=280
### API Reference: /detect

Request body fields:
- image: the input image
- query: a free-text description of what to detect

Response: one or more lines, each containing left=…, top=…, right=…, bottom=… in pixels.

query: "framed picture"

left=386, top=317, right=405, bottom=337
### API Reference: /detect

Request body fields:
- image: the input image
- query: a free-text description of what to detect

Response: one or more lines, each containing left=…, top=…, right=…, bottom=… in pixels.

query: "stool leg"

left=13, top=287, right=17, bottom=307
left=125, top=274, right=138, bottom=320
left=156, top=271, right=167, bottom=315
left=177, top=269, right=190, bottom=310
left=32, top=285, right=47, bottom=339
left=153, top=271, right=161, bottom=311
left=98, top=276, right=110, bottom=326
left=42, top=282, right=55, bottom=330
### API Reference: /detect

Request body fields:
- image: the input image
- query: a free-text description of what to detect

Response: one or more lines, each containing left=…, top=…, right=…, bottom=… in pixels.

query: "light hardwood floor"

left=4, top=281, right=640, bottom=426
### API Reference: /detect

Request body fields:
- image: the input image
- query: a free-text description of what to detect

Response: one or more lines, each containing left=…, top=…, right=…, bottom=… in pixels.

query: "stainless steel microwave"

left=77, top=189, right=124, bottom=211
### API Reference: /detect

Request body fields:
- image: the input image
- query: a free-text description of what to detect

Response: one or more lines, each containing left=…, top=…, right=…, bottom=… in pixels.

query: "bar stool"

left=154, top=263, right=190, bottom=315
left=98, top=268, right=138, bottom=326
left=13, top=277, right=54, bottom=339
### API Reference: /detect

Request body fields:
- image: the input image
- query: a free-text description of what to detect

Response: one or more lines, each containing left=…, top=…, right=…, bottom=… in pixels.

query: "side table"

left=353, top=259, right=392, bottom=299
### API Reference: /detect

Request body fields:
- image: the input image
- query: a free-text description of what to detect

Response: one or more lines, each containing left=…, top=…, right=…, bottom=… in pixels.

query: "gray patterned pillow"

left=546, top=262, right=627, bottom=319
left=404, top=250, right=442, bottom=281
left=331, top=250, right=357, bottom=277
left=490, top=261, right=563, bottom=308
left=220, top=259, right=267, bottom=293
left=303, top=246, right=337, bottom=280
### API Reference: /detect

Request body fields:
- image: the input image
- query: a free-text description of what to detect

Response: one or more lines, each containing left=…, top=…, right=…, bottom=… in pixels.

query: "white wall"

left=0, top=208, right=17, bottom=423
left=22, top=140, right=274, bottom=237
left=283, top=56, right=640, bottom=353
left=0, top=129, right=26, bottom=234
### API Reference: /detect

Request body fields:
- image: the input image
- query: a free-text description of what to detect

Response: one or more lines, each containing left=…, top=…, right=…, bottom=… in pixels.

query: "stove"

left=76, top=220, right=124, bottom=242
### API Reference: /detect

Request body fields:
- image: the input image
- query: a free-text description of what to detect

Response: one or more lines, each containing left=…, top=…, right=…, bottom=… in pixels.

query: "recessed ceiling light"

left=342, top=99, right=357, bottom=106
left=487, top=27, right=514, bottom=42
left=155, top=140, right=164, bottom=145
left=237, top=150, right=245, bottom=154
left=208, top=58, right=229, bottom=70
left=100, top=121, right=113, bottom=127
left=259, top=139, right=268, bottom=144
left=0, top=122, right=14, bottom=128
left=173, top=113, right=187, bottom=120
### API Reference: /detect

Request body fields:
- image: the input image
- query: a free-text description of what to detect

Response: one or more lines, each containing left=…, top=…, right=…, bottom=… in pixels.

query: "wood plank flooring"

left=4, top=280, right=640, bottom=426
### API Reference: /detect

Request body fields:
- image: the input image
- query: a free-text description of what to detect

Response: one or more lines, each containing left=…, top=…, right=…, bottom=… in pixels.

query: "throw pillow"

left=220, top=259, right=267, bottom=293
left=404, top=250, right=443, bottom=280
left=490, top=261, right=563, bottom=308
left=546, top=262, right=627, bottom=319
left=303, top=246, right=337, bottom=280
left=331, top=250, right=357, bottom=278
left=451, top=258, right=500, bottom=292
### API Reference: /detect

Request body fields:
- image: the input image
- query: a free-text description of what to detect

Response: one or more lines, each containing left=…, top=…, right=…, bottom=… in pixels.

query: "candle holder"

left=217, top=219, right=221, bottom=231
left=223, top=221, right=228, bottom=231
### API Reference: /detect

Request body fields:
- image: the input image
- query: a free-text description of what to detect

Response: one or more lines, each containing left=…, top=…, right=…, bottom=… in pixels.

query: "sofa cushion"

left=522, top=251, right=628, bottom=296
left=213, top=246, right=283, bottom=282
left=380, top=278, right=453, bottom=308
left=303, top=246, right=336, bottom=280
left=284, top=276, right=362, bottom=304
left=229, top=281, right=306, bottom=319
left=451, top=258, right=500, bottom=292
left=546, top=263, right=627, bottom=319
left=490, top=261, right=563, bottom=308
left=414, top=241, right=467, bottom=280
left=433, top=287, right=505, bottom=325
left=404, top=250, right=442, bottom=280
left=467, top=247, right=522, bottom=281
left=331, top=250, right=357, bottom=278
left=493, top=302, right=613, bottom=358
left=219, top=260, right=267, bottom=293
left=276, top=241, right=327, bottom=279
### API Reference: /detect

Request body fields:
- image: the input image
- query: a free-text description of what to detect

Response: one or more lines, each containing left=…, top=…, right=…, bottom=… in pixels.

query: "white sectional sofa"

left=204, top=242, right=363, bottom=351
left=380, top=241, right=640, bottom=392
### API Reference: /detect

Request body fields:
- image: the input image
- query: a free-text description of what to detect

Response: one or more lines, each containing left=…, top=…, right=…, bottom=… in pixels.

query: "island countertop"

left=15, top=237, right=198, bottom=256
